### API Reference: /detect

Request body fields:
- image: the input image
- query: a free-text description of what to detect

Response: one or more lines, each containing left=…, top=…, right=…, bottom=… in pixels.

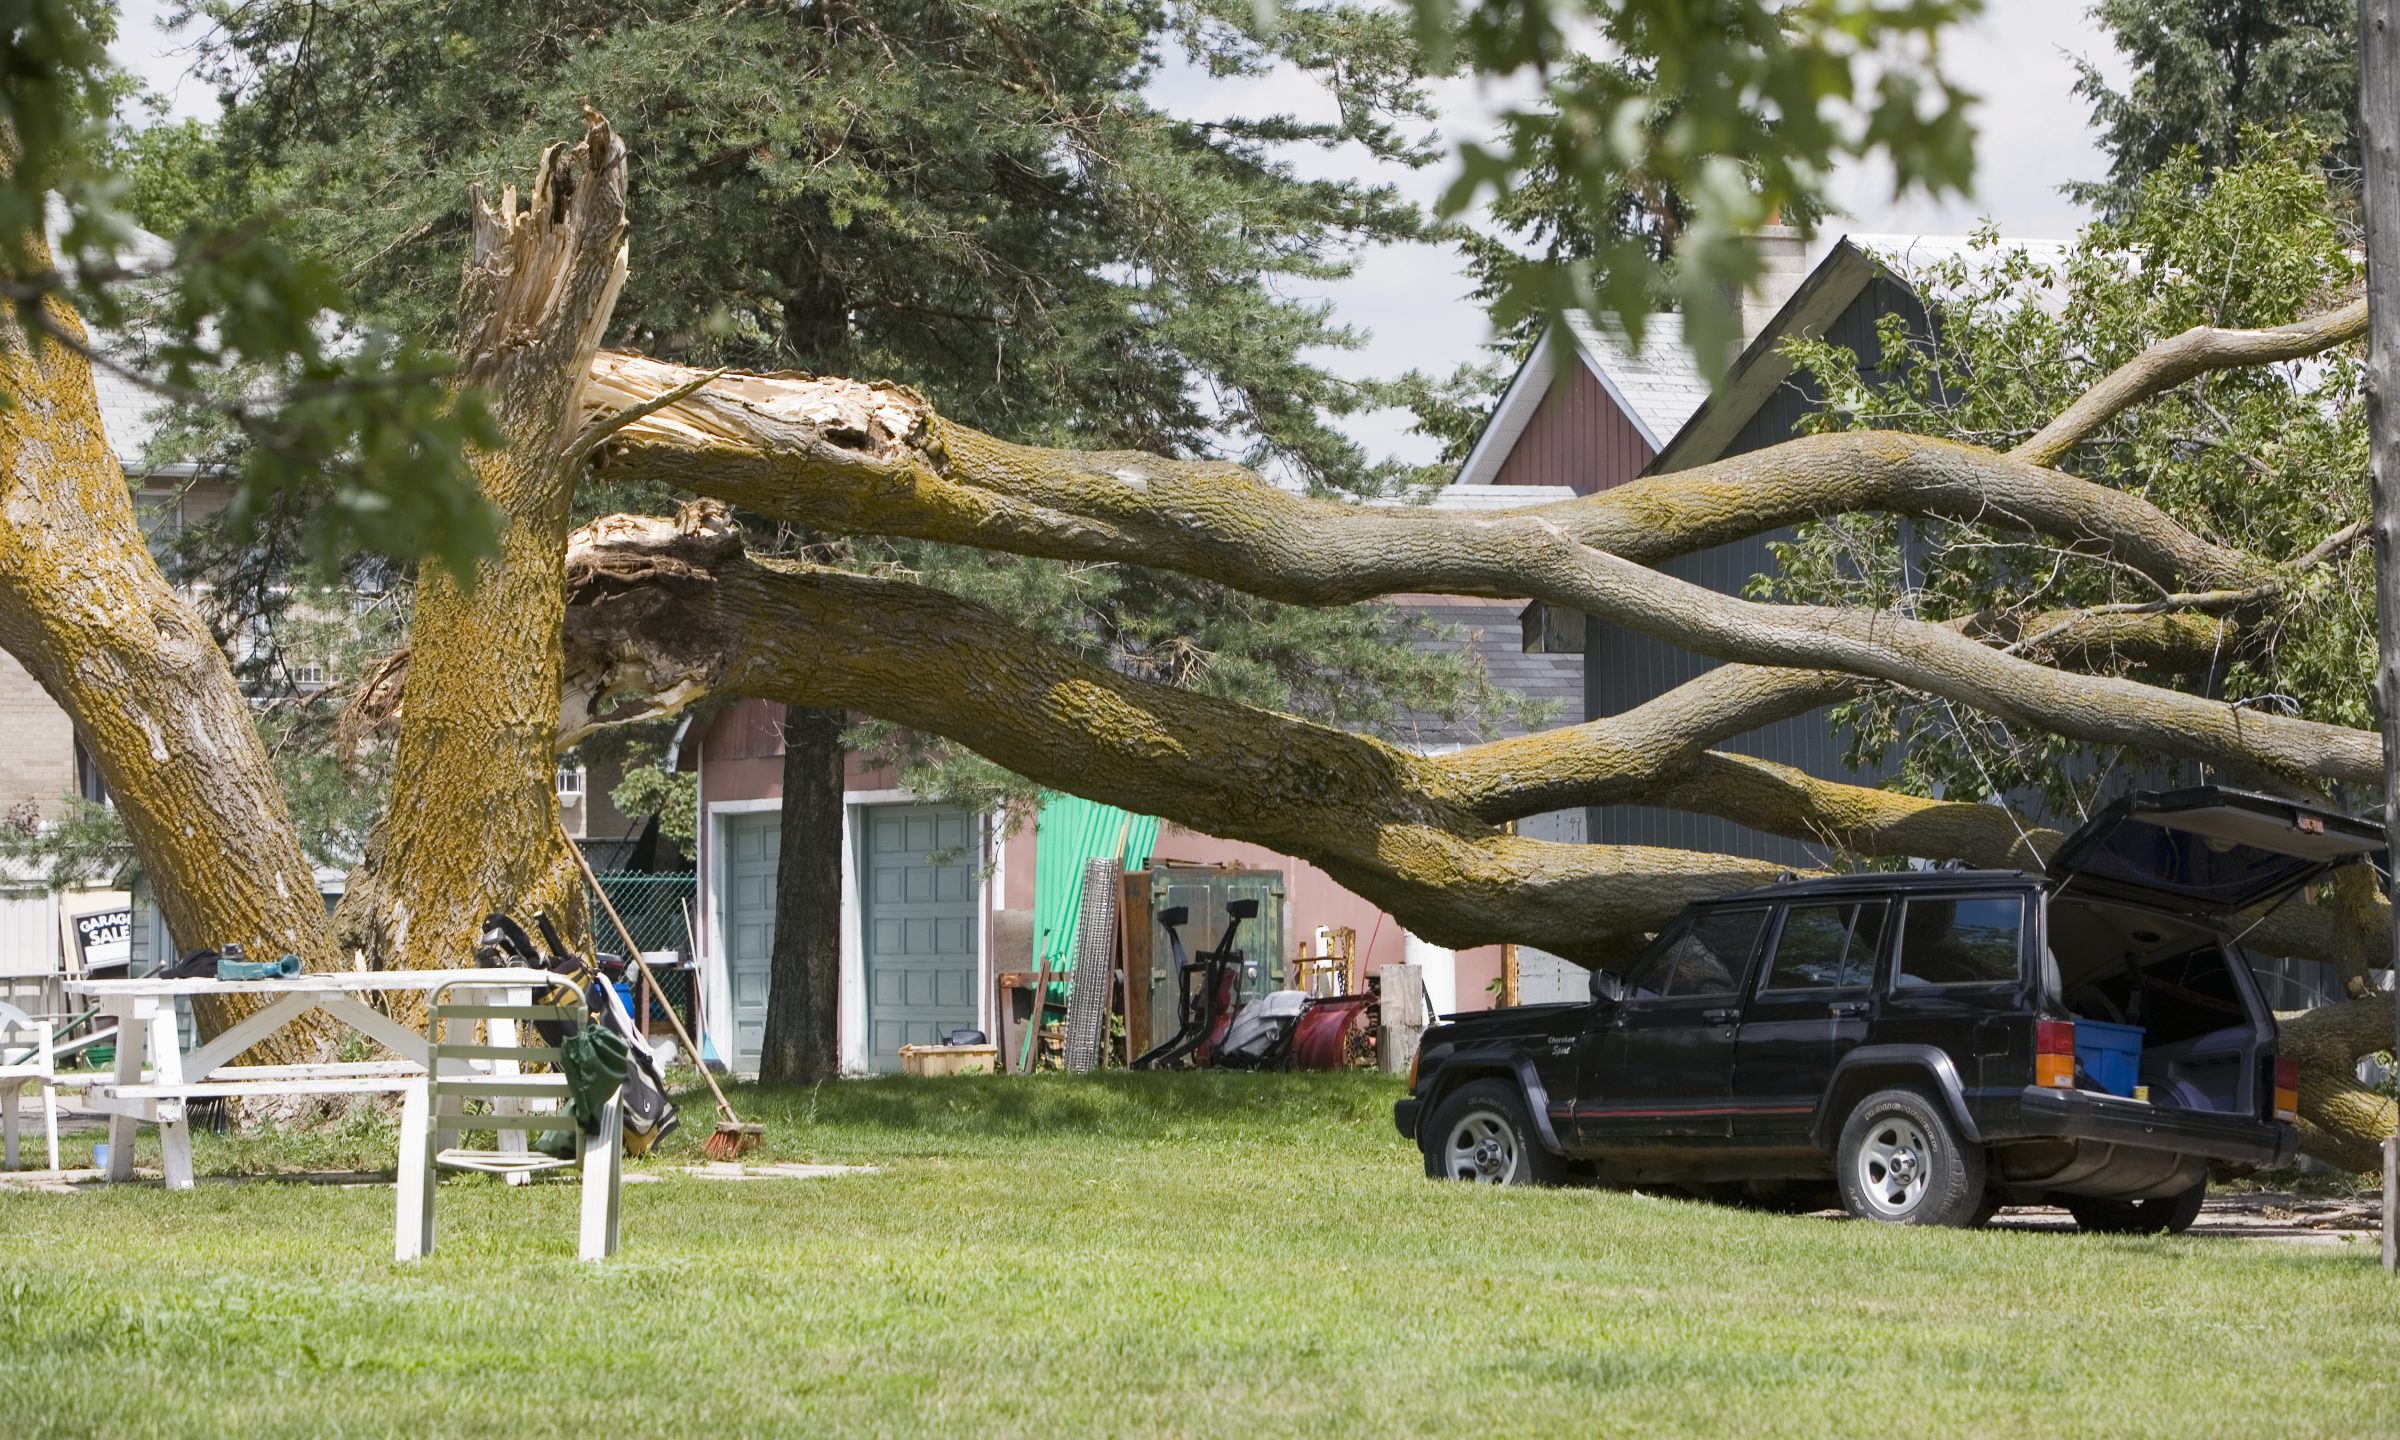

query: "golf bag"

left=475, top=911, right=681, bottom=1154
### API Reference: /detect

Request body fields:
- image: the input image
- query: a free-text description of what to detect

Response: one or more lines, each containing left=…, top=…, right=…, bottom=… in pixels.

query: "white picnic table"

left=64, top=967, right=562, bottom=1190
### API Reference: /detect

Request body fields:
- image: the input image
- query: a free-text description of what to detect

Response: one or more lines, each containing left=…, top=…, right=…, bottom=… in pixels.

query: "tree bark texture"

left=558, top=505, right=2393, bottom=975
left=338, top=110, right=629, bottom=970
left=2357, top=0, right=2400, bottom=1217
left=579, top=355, right=2375, bottom=789
left=0, top=232, right=334, bottom=1057
left=758, top=705, right=845, bottom=1084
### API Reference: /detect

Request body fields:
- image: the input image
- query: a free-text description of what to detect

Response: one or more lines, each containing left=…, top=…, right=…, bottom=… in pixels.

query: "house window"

left=556, top=763, right=587, bottom=804
left=73, top=735, right=110, bottom=806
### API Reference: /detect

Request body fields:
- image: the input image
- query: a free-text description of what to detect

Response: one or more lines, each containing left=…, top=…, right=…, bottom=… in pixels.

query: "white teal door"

left=862, top=804, right=980, bottom=1071
left=724, top=812, right=779, bottom=1072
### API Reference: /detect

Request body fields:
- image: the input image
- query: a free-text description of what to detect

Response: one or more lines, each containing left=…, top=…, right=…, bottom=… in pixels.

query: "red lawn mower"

left=1132, top=900, right=1371, bottom=1071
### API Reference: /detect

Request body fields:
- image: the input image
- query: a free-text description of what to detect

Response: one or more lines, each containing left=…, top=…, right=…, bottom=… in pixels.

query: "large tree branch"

left=1, top=204, right=338, bottom=1060
left=557, top=506, right=2387, bottom=974
left=2012, top=300, right=2369, bottom=468
left=584, top=352, right=2259, bottom=596
left=1446, top=665, right=1863, bottom=824
left=558, top=506, right=1784, bottom=963
left=579, top=356, right=2372, bottom=785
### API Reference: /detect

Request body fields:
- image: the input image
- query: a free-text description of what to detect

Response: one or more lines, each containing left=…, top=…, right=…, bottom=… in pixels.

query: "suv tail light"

left=2273, top=1056, right=2299, bottom=1123
left=2036, top=1019, right=2076, bottom=1089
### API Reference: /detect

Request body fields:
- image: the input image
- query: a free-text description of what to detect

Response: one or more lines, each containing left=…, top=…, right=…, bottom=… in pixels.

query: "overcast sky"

left=110, top=0, right=2129, bottom=464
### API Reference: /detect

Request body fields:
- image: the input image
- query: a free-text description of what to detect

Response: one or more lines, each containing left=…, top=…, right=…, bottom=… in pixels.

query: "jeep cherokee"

left=1393, top=787, right=2383, bottom=1231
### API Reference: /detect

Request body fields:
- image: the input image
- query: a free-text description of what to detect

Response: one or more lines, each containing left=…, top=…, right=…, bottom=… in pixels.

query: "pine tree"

left=2070, top=0, right=2358, bottom=212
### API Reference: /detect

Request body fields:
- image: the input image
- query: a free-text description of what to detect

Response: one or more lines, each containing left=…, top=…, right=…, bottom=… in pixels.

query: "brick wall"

left=0, top=648, right=76, bottom=820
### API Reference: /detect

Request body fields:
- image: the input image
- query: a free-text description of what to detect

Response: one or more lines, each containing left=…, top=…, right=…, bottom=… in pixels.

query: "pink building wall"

left=693, top=698, right=1504, bottom=1012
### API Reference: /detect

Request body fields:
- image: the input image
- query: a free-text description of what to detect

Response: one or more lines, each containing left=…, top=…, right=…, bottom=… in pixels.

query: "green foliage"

left=1453, top=53, right=1830, bottom=361
left=608, top=748, right=699, bottom=848
left=170, top=0, right=1556, bottom=815
left=1766, top=137, right=2367, bottom=813
left=0, top=794, right=128, bottom=890
left=2071, top=0, right=2359, bottom=213
left=187, top=0, right=1439, bottom=497
left=4, top=4, right=505, bottom=581
left=1432, top=0, right=1981, bottom=375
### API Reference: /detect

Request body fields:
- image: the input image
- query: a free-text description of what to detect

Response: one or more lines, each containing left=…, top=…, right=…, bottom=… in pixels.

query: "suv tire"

left=1835, top=1087, right=1987, bottom=1226
left=1423, top=1079, right=1566, bottom=1186
left=2064, top=1180, right=2206, bottom=1236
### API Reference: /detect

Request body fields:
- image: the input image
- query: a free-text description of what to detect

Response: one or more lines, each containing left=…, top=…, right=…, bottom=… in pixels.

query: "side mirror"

left=1588, top=969, right=1627, bottom=1005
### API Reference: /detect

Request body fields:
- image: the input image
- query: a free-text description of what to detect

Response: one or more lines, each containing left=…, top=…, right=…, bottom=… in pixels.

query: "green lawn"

left=3, top=1072, right=2394, bottom=1438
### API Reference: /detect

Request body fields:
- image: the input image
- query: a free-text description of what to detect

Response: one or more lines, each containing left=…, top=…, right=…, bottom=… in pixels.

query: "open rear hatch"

left=2047, top=785, right=2384, bottom=915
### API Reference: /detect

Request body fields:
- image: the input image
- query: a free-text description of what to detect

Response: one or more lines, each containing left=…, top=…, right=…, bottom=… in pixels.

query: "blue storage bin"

left=2075, top=1019, right=2144, bottom=1096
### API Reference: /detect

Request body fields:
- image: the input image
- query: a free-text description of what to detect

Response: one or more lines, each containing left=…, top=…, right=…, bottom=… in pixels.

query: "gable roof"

left=1449, top=313, right=1711, bottom=487
left=1455, top=232, right=2075, bottom=486
left=1558, top=310, right=1715, bottom=447
left=1647, top=233, right=2071, bottom=474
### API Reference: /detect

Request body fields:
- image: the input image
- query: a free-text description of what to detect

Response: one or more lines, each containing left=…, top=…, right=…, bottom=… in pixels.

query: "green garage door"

left=863, top=803, right=980, bottom=1071
left=724, top=812, right=780, bottom=1072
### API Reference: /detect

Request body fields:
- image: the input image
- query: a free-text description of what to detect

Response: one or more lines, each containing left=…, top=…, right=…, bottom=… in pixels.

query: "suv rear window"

left=1894, top=895, right=2026, bottom=989
left=1762, top=901, right=1888, bottom=992
left=1630, top=907, right=1770, bottom=1000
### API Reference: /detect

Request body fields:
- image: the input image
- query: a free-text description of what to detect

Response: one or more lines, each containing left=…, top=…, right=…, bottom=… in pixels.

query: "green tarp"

left=1032, top=794, right=1159, bottom=1000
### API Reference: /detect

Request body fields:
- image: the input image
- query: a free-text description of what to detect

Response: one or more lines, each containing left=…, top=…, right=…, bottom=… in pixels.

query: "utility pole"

left=2360, top=0, right=2400, bottom=1275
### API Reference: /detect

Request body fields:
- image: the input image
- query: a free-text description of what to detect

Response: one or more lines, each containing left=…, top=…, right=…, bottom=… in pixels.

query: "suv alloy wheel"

left=1835, top=1087, right=1987, bottom=1226
left=1422, top=1079, right=1567, bottom=1186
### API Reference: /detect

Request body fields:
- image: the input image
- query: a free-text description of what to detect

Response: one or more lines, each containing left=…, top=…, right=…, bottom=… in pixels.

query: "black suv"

left=1395, top=788, right=2382, bottom=1231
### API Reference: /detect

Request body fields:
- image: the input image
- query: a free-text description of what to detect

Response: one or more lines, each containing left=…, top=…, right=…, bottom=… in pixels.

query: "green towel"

left=560, top=1025, right=631, bottom=1136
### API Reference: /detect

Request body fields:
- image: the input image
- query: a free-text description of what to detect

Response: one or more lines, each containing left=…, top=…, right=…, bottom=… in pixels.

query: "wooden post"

left=1378, top=962, right=1425, bottom=1077
left=2387, top=1139, right=2398, bottom=1273
left=2360, top=0, right=2400, bottom=1276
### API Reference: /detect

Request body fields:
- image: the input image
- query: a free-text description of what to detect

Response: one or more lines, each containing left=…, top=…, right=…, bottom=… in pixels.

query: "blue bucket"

left=2075, top=1020, right=2144, bottom=1097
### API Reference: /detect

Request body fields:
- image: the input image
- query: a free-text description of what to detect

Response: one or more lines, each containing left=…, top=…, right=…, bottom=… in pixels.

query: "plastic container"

left=2074, top=1019, right=2145, bottom=1097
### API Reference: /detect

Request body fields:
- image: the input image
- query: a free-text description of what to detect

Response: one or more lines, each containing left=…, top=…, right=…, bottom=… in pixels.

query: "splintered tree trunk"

left=0, top=234, right=333, bottom=1056
left=758, top=706, right=846, bottom=1083
left=338, top=111, right=631, bottom=969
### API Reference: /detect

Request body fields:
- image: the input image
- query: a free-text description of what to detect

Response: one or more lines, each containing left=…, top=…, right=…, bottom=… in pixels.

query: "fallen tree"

left=5, top=111, right=2392, bottom=1161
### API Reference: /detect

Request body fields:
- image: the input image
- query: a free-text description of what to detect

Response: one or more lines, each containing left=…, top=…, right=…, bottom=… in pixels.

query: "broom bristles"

left=701, top=1122, right=764, bottom=1162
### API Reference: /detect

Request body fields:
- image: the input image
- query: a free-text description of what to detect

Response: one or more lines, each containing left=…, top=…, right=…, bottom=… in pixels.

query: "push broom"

left=562, top=822, right=764, bottom=1161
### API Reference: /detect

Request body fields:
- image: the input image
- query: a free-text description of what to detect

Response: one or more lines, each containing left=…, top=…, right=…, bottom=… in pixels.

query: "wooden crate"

left=899, top=1043, right=1000, bottom=1078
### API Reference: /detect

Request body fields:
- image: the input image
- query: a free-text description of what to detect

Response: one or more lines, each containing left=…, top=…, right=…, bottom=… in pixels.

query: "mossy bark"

left=576, top=354, right=2373, bottom=788
left=0, top=236, right=333, bottom=1057
left=338, top=111, right=629, bottom=970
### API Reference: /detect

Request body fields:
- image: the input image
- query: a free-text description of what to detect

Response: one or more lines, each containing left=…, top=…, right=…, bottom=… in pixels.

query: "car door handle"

left=1828, top=1001, right=1870, bottom=1018
left=1703, top=1008, right=1741, bottom=1026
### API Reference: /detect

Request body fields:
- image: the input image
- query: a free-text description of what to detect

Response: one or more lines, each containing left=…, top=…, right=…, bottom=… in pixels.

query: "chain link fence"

left=586, top=872, right=696, bottom=955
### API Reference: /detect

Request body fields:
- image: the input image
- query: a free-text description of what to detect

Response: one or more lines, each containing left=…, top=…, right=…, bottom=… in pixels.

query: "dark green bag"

left=559, top=1024, right=631, bottom=1136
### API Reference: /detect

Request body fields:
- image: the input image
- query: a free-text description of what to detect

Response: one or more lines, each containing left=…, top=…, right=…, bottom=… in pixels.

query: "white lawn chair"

left=0, top=1001, right=61, bottom=1173
left=394, top=980, right=622, bottom=1263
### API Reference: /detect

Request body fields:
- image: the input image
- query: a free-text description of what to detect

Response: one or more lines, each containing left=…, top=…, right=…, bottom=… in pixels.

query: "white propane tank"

left=1403, top=931, right=1457, bottom=1017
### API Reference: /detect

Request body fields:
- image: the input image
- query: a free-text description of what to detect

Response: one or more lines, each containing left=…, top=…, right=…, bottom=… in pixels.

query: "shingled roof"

left=1381, top=595, right=1582, bottom=752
